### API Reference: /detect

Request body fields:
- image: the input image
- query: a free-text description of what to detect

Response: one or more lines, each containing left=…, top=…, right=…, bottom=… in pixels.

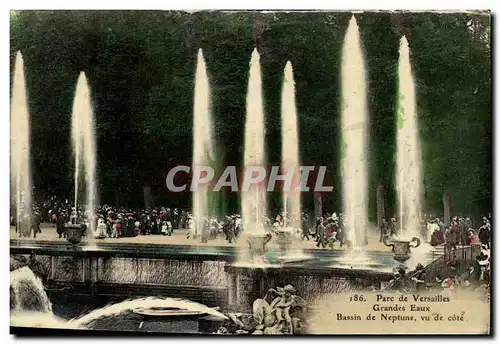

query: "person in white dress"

left=94, top=218, right=107, bottom=239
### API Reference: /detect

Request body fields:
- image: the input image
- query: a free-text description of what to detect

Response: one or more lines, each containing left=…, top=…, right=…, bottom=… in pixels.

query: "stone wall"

left=30, top=255, right=229, bottom=288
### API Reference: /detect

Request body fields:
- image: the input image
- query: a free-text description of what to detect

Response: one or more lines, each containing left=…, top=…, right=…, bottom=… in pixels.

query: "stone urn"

left=383, top=236, right=421, bottom=265
left=64, top=223, right=87, bottom=244
left=247, top=233, right=272, bottom=263
left=275, top=228, right=293, bottom=256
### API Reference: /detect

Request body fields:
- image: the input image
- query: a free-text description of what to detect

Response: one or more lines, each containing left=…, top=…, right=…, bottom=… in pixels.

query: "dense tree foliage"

left=10, top=10, right=491, bottom=218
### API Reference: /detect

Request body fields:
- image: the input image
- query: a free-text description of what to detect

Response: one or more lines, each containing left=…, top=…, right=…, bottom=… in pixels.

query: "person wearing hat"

left=301, top=217, right=311, bottom=241
left=94, top=216, right=107, bottom=239
left=479, top=245, right=490, bottom=262
left=186, top=216, right=196, bottom=239
left=386, top=267, right=411, bottom=292
left=387, top=270, right=404, bottom=290
left=458, top=217, right=468, bottom=246
left=161, top=220, right=169, bottom=236
left=221, top=216, right=232, bottom=242
left=311, top=216, right=321, bottom=238
left=331, top=213, right=338, bottom=222
left=379, top=217, right=388, bottom=242
left=172, top=208, right=179, bottom=229
left=465, top=217, right=473, bottom=230
left=441, top=273, right=457, bottom=290
left=234, top=216, right=242, bottom=237
left=411, top=263, right=426, bottom=292
left=200, top=217, right=210, bottom=243
left=478, top=217, right=491, bottom=249
left=150, top=214, right=159, bottom=234
left=316, top=218, right=327, bottom=248
left=448, top=219, right=460, bottom=250
left=477, top=258, right=490, bottom=283
left=112, top=219, right=123, bottom=238
left=468, top=229, right=479, bottom=245
left=227, top=218, right=237, bottom=243
left=388, top=218, right=397, bottom=237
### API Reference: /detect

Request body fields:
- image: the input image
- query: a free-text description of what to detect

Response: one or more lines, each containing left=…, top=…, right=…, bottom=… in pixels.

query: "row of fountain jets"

left=11, top=16, right=422, bottom=247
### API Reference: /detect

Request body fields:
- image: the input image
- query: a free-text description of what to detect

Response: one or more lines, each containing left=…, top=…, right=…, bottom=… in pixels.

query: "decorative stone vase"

left=383, top=236, right=421, bottom=265
left=275, top=228, right=293, bottom=256
left=64, top=224, right=87, bottom=244
left=247, top=233, right=272, bottom=262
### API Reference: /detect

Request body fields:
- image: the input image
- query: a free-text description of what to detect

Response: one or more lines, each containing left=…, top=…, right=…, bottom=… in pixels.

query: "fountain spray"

left=340, top=16, right=369, bottom=249
left=396, top=36, right=423, bottom=239
left=281, top=61, right=301, bottom=231
left=71, top=72, right=97, bottom=233
left=11, top=51, right=33, bottom=235
left=242, top=48, right=267, bottom=235
left=192, top=48, right=215, bottom=240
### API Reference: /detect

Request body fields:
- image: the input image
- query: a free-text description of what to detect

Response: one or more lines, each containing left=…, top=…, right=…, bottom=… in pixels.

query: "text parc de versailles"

left=337, top=294, right=451, bottom=322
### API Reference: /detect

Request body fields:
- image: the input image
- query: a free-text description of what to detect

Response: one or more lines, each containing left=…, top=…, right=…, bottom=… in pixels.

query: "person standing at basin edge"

left=411, top=263, right=426, bottom=292
left=388, top=218, right=397, bottom=237
left=94, top=216, right=107, bottom=239
left=379, top=217, right=388, bottom=242
left=448, top=218, right=460, bottom=250
left=459, top=216, right=468, bottom=246
left=316, top=218, right=326, bottom=248
left=311, top=216, right=321, bottom=238
left=301, top=213, right=310, bottom=241
left=478, top=217, right=491, bottom=249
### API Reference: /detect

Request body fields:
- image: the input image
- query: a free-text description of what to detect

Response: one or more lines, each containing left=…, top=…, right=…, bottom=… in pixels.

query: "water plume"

left=71, top=72, right=97, bottom=232
left=192, top=48, right=215, bottom=239
left=340, top=16, right=369, bottom=248
left=10, top=51, right=32, bottom=234
left=281, top=61, right=301, bottom=230
left=396, top=36, right=423, bottom=239
left=242, top=48, right=267, bottom=235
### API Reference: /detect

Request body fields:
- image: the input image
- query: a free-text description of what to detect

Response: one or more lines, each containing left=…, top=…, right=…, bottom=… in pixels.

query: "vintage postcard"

left=9, top=9, right=491, bottom=335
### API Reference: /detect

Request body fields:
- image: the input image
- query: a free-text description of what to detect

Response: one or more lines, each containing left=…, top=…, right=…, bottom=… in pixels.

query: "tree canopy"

left=10, top=10, right=491, bottom=218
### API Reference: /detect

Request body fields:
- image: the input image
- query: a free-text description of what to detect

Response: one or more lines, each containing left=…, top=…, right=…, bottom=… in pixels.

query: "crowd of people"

left=385, top=243, right=490, bottom=298
left=379, top=212, right=492, bottom=298
left=423, top=214, right=491, bottom=250
left=11, top=193, right=491, bottom=254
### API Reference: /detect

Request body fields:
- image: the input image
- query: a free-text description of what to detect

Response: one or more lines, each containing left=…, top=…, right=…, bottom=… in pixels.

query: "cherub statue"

left=252, top=284, right=307, bottom=334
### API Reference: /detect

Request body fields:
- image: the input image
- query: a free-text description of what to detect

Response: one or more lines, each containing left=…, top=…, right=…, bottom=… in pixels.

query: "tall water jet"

left=71, top=85, right=82, bottom=220
left=396, top=36, right=423, bottom=239
left=71, top=72, right=97, bottom=233
left=192, top=48, right=215, bottom=239
left=340, top=16, right=369, bottom=248
left=10, top=51, right=32, bottom=235
left=281, top=61, right=301, bottom=230
left=241, top=48, right=268, bottom=261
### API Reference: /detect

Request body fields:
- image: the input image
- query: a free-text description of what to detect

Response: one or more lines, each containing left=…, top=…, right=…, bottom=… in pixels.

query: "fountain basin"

left=12, top=241, right=421, bottom=320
